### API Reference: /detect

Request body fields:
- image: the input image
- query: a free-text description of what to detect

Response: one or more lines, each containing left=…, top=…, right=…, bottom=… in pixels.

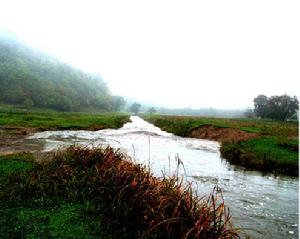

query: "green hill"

left=0, top=33, right=124, bottom=112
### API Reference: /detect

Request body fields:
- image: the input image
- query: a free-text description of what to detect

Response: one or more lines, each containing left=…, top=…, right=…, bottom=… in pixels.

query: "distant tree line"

left=129, top=102, right=141, bottom=114
left=0, top=35, right=125, bottom=112
left=154, top=107, right=245, bottom=118
left=253, top=94, right=298, bottom=121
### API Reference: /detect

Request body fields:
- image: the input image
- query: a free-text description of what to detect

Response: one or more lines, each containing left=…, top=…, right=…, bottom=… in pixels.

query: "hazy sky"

left=0, top=0, right=299, bottom=109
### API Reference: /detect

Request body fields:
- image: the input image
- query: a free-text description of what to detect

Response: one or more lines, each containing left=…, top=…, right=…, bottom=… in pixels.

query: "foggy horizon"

left=0, top=0, right=299, bottom=110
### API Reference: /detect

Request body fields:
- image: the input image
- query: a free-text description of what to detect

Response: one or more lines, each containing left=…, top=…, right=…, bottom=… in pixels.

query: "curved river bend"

left=27, top=116, right=298, bottom=239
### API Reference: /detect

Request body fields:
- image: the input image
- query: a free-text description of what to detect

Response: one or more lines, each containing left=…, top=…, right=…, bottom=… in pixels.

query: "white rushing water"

left=27, top=116, right=299, bottom=239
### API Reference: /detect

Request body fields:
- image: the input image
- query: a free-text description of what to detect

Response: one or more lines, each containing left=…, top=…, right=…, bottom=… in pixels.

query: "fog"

left=0, top=0, right=299, bottom=109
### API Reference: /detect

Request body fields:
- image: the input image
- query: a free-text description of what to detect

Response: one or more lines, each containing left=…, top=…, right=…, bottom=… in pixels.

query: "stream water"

left=26, top=116, right=298, bottom=238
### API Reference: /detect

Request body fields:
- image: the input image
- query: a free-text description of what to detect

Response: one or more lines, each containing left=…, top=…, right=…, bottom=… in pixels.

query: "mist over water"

left=27, top=116, right=299, bottom=239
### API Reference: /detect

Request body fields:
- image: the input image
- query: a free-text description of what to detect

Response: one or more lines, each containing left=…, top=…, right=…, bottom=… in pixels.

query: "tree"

left=253, top=94, right=298, bottom=121
left=267, top=95, right=298, bottom=121
left=254, top=95, right=269, bottom=118
left=129, top=102, right=141, bottom=114
left=148, top=107, right=156, bottom=114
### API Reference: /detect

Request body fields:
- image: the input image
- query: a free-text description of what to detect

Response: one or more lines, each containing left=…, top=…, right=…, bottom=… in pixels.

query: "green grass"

left=0, top=109, right=130, bottom=130
left=1, top=204, right=95, bottom=239
left=142, top=114, right=299, bottom=176
left=220, top=137, right=298, bottom=176
left=0, top=154, right=33, bottom=177
left=142, top=114, right=298, bottom=136
left=241, top=137, right=298, bottom=163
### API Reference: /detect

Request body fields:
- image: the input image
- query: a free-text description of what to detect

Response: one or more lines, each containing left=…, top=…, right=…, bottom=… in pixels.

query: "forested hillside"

left=0, top=34, right=124, bottom=112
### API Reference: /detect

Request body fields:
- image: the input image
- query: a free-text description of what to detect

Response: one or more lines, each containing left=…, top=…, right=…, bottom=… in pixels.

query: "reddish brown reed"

left=6, top=146, right=240, bottom=238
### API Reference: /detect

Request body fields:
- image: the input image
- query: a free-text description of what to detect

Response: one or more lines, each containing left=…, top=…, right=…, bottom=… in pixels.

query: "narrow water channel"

left=26, top=116, right=299, bottom=239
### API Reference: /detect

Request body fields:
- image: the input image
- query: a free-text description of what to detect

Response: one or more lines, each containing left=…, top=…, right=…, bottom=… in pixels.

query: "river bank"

left=142, top=115, right=298, bottom=176
left=0, top=110, right=130, bottom=155
left=0, top=110, right=130, bottom=130
left=0, top=146, right=238, bottom=238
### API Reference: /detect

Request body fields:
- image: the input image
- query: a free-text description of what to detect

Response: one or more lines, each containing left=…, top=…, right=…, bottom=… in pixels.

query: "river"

left=26, top=116, right=298, bottom=239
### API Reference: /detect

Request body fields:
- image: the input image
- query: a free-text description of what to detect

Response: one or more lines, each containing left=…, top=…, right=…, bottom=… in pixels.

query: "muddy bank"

left=190, top=125, right=258, bottom=142
left=142, top=115, right=298, bottom=176
left=190, top=125, right=298, bottom=176
left=0, top=126, right=39, bottom=155
left=0, top=123, right=118, bottom=156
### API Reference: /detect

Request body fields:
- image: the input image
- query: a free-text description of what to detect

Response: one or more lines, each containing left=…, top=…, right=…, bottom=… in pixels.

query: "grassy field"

left=0, top=108, right=130, bottom=131
left=142, top=114, right=298, bottom=176
left=0, top=147, right=239, bottom=238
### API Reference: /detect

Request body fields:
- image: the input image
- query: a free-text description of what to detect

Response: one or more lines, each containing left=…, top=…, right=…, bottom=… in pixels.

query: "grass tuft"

left=1, top=146, right=239, bottom=238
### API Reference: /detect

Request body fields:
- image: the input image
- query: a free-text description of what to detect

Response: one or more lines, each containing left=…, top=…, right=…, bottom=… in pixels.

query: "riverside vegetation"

left=0, top=108, right=130, bottom=155
left=0, top=108, right=130, bottom=130
left=0, top=110, right=241, bottom=238
left=0, top=147, right=239, bottom=238
left=142, top=114, right=298, bottom=176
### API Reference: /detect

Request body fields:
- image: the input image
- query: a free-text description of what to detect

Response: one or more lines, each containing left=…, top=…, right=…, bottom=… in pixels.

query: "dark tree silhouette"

left=254, top=95, right=269, bottom=119
left=268, top=95, right=298, bottom=121
left=254, top=94, right=298, bottom=121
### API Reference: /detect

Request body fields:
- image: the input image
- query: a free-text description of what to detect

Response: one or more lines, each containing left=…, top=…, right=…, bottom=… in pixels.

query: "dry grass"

left=2, top=146, right=240, bottom=238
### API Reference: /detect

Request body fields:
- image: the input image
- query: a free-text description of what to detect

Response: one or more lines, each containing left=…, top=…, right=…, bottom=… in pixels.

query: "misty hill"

left=0, top=34, right=124, bottom=112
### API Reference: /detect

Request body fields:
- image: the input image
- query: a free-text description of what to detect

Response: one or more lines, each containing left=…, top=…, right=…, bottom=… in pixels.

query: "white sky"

left=0, top=0, right=299, bottom=109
